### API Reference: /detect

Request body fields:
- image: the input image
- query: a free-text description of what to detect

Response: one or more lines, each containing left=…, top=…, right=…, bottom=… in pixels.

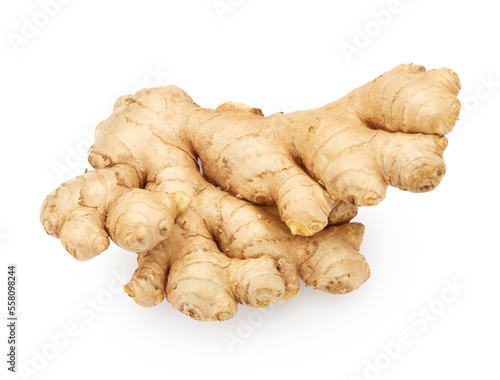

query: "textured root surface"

left=299, top=223, right=370, bottom=294
left=353, top=64, right=461, bottom=135
left=230, top=256, right=285, bottom=307
left=125, top=246, right=169, bottom=307
left=41, top=165, right=141, bottom=260
left=40, top=64, right=461, bottom=321
left=167, top=250, right=240, bottom=321
left=107, top=189, right=190, bottom=252
left=164, top=210, right=287, bottom=321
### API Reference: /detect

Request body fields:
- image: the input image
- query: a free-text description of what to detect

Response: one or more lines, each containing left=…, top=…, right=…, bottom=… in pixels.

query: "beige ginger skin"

left=41, top=64, right=461, bottom=321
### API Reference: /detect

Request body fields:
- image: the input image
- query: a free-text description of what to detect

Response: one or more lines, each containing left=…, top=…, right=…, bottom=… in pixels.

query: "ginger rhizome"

left=41, top=64, right=461, bottom=321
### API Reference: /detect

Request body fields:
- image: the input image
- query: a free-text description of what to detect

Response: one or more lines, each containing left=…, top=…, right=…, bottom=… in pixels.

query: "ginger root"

left=41, top=64, right=460, bottom=321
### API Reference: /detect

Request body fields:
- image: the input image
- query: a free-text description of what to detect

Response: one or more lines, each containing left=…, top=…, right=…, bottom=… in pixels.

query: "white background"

left=1, top=1, right=499, bottom=379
